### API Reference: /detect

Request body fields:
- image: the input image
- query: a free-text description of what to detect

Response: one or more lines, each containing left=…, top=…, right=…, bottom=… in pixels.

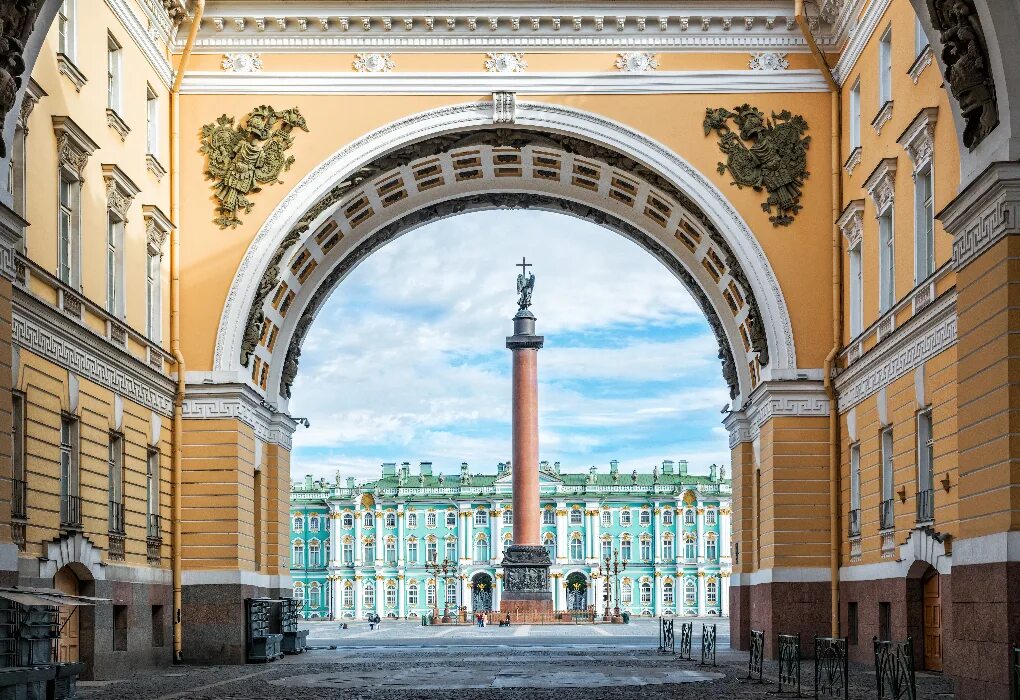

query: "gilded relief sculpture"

left=200, top=105, right=308, bottom=228
left=703, top=104, right=810, bottom=227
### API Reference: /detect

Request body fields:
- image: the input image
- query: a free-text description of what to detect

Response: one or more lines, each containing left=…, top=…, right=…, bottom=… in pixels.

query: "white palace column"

left=397, top=505, right=405, bottom=567
left=494, top=571, right=503, bottom=611
left=461, top=576, right=471, bottom=614
left=589, top=507, right=601, bottom=563
left=398, top=575, right=406, bottom=618
left=354, top=508, right=363, bottom=566
left=554, top=573, right=566, bottom=611
left=583, top=503, right=596, bottom=560
left=697, top=574, right=707, bottom=615
left=555, top=502, right=568, bottom=562
left=459, top=507, right=473, bottom=561
left=329, top=510, right=340, bottom=564
left=490, top=503, right=502, bottom=564
left=354, top=577, right=364, bottom=619
left=375, top=576, right=385, bottom=618
left=375, top=511, right=384, bottom=566
left=653, top=501, right=661, bottom=563
left=696, top=506, right=706, bottom=559
left=654, top=572, right=662, bottom=616
left=720, top=575, right=729, bottom=617
left=720, top=507, right=732, bottom=565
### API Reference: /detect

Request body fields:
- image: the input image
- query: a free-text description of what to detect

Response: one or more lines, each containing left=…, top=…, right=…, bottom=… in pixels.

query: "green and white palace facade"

left=290, top=460, right=732, bottom=620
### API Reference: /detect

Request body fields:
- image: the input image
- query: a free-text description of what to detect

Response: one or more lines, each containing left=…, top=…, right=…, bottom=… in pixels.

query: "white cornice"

left=832, top=0, right=892, bottom=86
left=182, top=382, right=297, bottom=449
left=105, top=0, right=175, bottom=89
left=181, top=69, right=830, bottom=94
left=743, top=379, right=830, bottom=442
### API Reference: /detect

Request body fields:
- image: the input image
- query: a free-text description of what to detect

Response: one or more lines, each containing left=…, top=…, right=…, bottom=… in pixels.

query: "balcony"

left=11, top=479, right=26, bottom=520
left=915, top=489, right=934, bottom=524
left=879, top=499, right=895, bottom=531
left=848, top=508, right=861, bottom=537
left=108, top=500, right=125, bottom=534
left=147, top=514, right=162, bottom=565
left=60, top=495, right=82, bottom=530
left=147, top=513, right=162, bottom=540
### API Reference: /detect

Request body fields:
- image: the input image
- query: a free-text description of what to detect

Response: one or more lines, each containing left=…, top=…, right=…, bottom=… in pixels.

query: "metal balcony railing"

left=60, top=495, right=82, bottom=529
left=848, top=508, right=861, bottom=537
left=147, top=513, right=162, bottom=540
left=108, top=500, right=125, bottom=534
left=11, top=479, right=26, bottom=520
left=879, top=499, right=895, bottom=530
left=915, top=489, right=934, bottom=524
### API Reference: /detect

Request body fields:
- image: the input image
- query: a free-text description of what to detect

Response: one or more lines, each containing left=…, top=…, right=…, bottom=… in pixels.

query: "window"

left=385, top=584, right=396, bottom=608
left=363, top=540, right=375, bottom=562
left=914, top=164, right=935, bottom=283
left=663, top=537, right=674, bottom=561
left=570, top=536, right=583, bottom=560
left=113, top=605, right=127, bottom=651
left=385, top=512, right=396, bottom=528
left=640, top=538, right=651, bottom=560
left=662, top=509, right=673, bottom=525
left=146, top=449, right=158, bottom=532
left=917, top=410, right=934, bottom=521
left=385, top=539, right=396, bottom=563
left=663, top=581, right=674, bottom=605
left=880, top=427, right=895, bottom=529
left=620, top=538, right=632, bottom=561
left=446, top=511, right=456, bottom=528
left=59, top=416, right=79, bottom=516
left=849, top=241, right=863, bottom=337
left=878, top=601, right=891, bottom=641
left=705, top=510, right=716, bottom=526
left=445, top=539, right=457, bottom=562
left=640, top=581, right=652, bottom=605
left=426, top=584, right=436, bottom=607
left=543, top=533, right=555, bottom=559
left=405, top=512, right=416, bottom=528
left=621, top=582, right=633, bottom=605
left=57, top=0, right=76, bottom=59
left=146, top=86, right=159, bottom=157
left=474, top=509, right=487, bottom=526
left=407, top=584, right=419, bottom=607
left=446, top=581, right=457, bottom=605
left=849, top=80, right=861, bottom=151
left=684, top=580, right=696, bottom=606
left=639, top=510, right=651, bottom=526
left=684, top=509, right=695, bottom=525
left=503, top=535, right=512, bottom=553
left=108, top=434, right=124, bottom=531
left=11, top=393, right=24, bottom=516
left=151, top=605, right=164, bottom=647
left=706, top=534, right=718, bottom=561
left=406, top=540, right=417, bottom=563
left=475, top=536, right=489, bottom=561
left=706, top=580, right=718, bottom=605
left=308, top=541, right=319, bottom=567
left=107, top=35, right=122, bottom=113
left=146, top=248, right=161, bottom=341
left=879, top=28, right=892, bottom=105
left=293, top=516, right=304, bottom=531
left=850, top=443, right=861, bottom=535
left=342, top=582, right=353, bottom=608
left=342, top=513, right=354, bottom=529
left=342, top=541, right=353, bottom=564
left=426, top=540, right=438, bottom=562
left=363, top=511, right=374, bottom=528
left=685, top=537, right=696, bottom=560
left=914, top=16, right=928, bottom=56
left=847, top=601, right=859, bottom=645
left=364, top=583, right=374, bottom=608
left=620, top=509, right=631, bottom=526
left=309, top=515, right=319, bottom=531
left=58, top=174, right=80, bottom=288
left=426, top=511, right=437, bottom=528
left=310, top=584, right=321, bottom=608
left=293, top=585, right=304, bottom=604
left=879, top=208, right=895, bottom=313
left=601, top=509, right=611, bottom=526
left=503, top=509, right=513, bottom=525
left=601, top=539, right=612, bottom=562
left=292, top=541, right=304, bottom=567
left=542, top=509, right=555, bottom=525
left=570, top=508, right=583, bottom=525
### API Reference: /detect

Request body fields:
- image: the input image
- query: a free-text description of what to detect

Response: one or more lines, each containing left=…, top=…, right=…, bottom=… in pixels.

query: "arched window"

left=684, top=536, right=697, bottom=560
left=542, top=508, right=555, bottom=525
left=294, top=584, right=304, bottom=603
left=621, top=581, right=633, bottom=605
left=543, top=533, right=556, bottom=559
left=426, top=584, right=436, bottom=607
left=706, top=509, right=717, bottom=526
left=640, top=581, right=652, bottom=604
left=385, top=538, right=396, bottom=563
left=309, top=583, right=321, bottom=608
left=406, top=512, right=417, bottom=528
left=663, top=535, right=675, bottom=561
left=406, top=538, right=418, bottom=563
left=364, top=583, right=375, bottom=607
left=620, top=536, right=632, bottom=561
left=601, top=538, right=612, bottom=561
left=408, top=584, right=419, bottom=606
left=475, top=536, right=489, bottom=562
left=684, top=509, right=695, bottom=525
left=503, top=509, right=513, bottom=525
left=446, top=510, right=457, bottom=528
left=445, top=539, right=457, bottom=562
left=426, top=511, right=437, bottom=528
left=363, top=511, right=375, bottom=528
left=503, top=534, right=512, bottom=552
left=342, top=513, right=354, bottom=529
left=292, top=541, right=304, bottom=567
left=601, top=509, right=612, bottom=526
left=639, top=509, right=651, bottom=526
left=385, top=512, right=396, bottom=528
left=620, top=509, right=632, bottom=526
left=385, top=582, right=397, bottom=607
left=706, top=579, right=718, bottom=605
left=363, top=538, right=375, bottom=562
left=684, top=579, right=696, bottom=606
left=569, top=508, right=583, bottom=525
left=342, top=581, right=354, bottom=608
left=342, top=539, right=353, bottom=564
left=662, top=509, right=673, bottom=525
left=706, top=533, right=718, bottom=561
left=663, top=581, right=675, bottom=605
left=569, top=533, right=583, bottom=560
left=293, top=515, right=304, bottom=531
left=426, top=539, right=438, bottom=562
left=309, top=515, right=320, bottom=531
left=474, top=509, right=488, bottom=526
left=308, top=541, right=320, bottom=566
left=446, top=581, right=457, bottom=605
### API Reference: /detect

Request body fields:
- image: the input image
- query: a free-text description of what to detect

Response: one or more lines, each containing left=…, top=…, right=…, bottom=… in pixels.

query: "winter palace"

left=290, top=460, right=732, bottom=620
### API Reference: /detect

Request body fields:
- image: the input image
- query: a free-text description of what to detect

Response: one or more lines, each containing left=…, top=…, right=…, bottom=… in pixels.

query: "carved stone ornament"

left=105, top=178, right=133, bottom=221
left=703, top=104, right=811, bottom=227
left=748, top=52, right=789, bottom=71
left=56, top=133, right=90, bottom=179
left=353, top=53, right=395, bottom=73
left=837, top=200, right=865, bottom=249
left=492, top=92, right=515, bottom=124
left=221, top=53, right=263, bottom=73
left=898, top=107, right=939, bottom=170
left=0, top=1, right=42, bottom=158
left=927, top=0, right=998, bottom=149
left=615, top=52, right=659, bottom=73
left=864, top=158, right=897, bottom=214
left=200, top=105, right=309, bottom=229
left=484, top=53, right=527, bottom=73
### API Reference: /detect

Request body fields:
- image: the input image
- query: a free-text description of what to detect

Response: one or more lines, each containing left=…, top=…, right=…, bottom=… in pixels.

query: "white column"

left=697, top=508, right=706, bottom=559
left=590, top=510, right=601, bottom=563
left=494, top=572, right=502, bottom=611
left=354, top=577, right=364, bottom=619
left=331, top=577, right=340, bottom=620
left=462, top=576, right=471, bottom=613
left=329, top=512, right=339, bottom=563
left=490, top=504, right=501, bottom=563
left=375, top=577, right=385, bottom=617
left=720, top=507, right=732, bottom=564
left=654, top=574, right=662, bottom=616
left=464, top=512, right=473, bottom=563
left=554, top=574, right=566, bottom=611
left=354, top=509, right=363, bottom=565
left=583, top=510, right=592, bottom=560
left=398, top=576, right=406, bottom=618
left=374, top=511, right=384, bottom=566
left=555, top=503, right=568, bottom=562
left=697, top=575, right=706, bottom=615
left=397, top=506, right=405, bottom=567
left=653, top=502, right=662, bottom=563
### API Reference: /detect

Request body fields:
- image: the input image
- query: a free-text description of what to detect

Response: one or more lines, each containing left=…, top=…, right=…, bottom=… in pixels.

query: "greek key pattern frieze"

left=952, top=192, right=1020, bottom=271
left=182, top=394, right=294, bottom=450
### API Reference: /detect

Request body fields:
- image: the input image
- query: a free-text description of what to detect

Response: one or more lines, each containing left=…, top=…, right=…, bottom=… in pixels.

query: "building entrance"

left=471, top=573, right=493, bottom=613
left=922, top=572, right=942, bottom=672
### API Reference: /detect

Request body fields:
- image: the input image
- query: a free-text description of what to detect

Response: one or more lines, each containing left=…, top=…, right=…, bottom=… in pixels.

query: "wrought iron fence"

left=848, top=508, right=861, bottom=537
left=60, top=494, right=82, bottom=529
left=814, top=636, right=849, bottom=699
left=874, top=637, right=916, bottom=700
left=915, top=489, right=934, bottom=523
left=699, top=623, right=717, bottom=666
left=658, top=617, right=674, bottom=654
left=879, top=499, right=895, bottom=530
left=108, top=500, right=125, bottom=534
left=746, top=629, right=765, bottom=682
left=11, top=478, right=26, bottom=520
left=678, top=621, right=693, bottom=660
left=778, top=633, right=802, bottom=696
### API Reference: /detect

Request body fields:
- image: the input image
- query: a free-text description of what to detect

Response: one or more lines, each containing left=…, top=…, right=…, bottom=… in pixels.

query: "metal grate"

left=879, top=499, right=895, bottom=530
left=915, top=489, right=934, bottom=524
left=60, top=495, right=82, bottom=529
left=849, top=508, right=861, bottom=537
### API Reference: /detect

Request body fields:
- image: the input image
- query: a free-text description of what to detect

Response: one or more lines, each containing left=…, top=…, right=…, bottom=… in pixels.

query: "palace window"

left=58, top=174, right=80, bottom=288
left=475, top=536, right=489, bottom=562
left=107, top=34, right=122, bottom=113
left=57, top=0, right=76, bottom=59
left=503, top=509, right=513, bottom=525
left=385, top=512, right=396, bottom=528
left=363, top=512, right=375, bottom=528
left=662, top=509, right=673, bottom=525
left=705, top=510, right=716, bottom=526
left=308, top=542, right=320, bottom=567
left=684, top=509, right=695, bottom=525
left=309, top=584, right=320, bottom=609
left=385, top=584, right=396, bottom=608
left=342, top=582, right=353, bottom=608
left=406, top=540, right=417, bottom=563
left=640, top=538, right=651, bottom=561
left=474, top=509, right=488, bottom=526
left=426, top=512, right=437, bottom=528
left=145, top=448, right=158, bottom=528
left=915, top=16, right=928, bottom=56
left=426, top=584, right=436, bottom=607
left=342, top=541, right=353, bottom=564
left=879, top=27, right=892, bottom=105
left=849, top=240, right=863, bottom=337
left=879, top=208, right=895, bottom=313
left=542, top=509, right=555, bottom=525
left=914, top=163, right=935, bottom=283
left=917, top=410, right=934, bottom=522
left=59, top=416, right=79, bottom=515
left=106, top=204, right=126, bottom=317
left=426, top=540, right=438, bottom=563
left=849, top=80, right=861, bottom=151
left=663, top=537, right=674, bottom=561
left=385, top=539, right=396, bottom=563
left=880, top=427, right=895, bottom=529
left=620, top=509, right=632, bottom=526
left=601, top=509, right=611, bottom=526
left=446, top=582, right=457, bottom=605
left=640, top=582, right=652, bottom=605
left=408, top=584, right=419, bottom=606
left=663, top=581, right=674, bottom=605
left=543, top=533, right=555, bottom=559
left=504, top=535, right=512, bottom=553
left=850, top=443, right=861, bottom=536
left=291, top=515, right=302, bottom=532
left=446, top=511, right=457, bottom=528
left=364, top=583, right=374, bottom=607
left=620, top=538, right=632, bottom=561
left=601, top=539, right=612, bottom=562
left=146, top=86, right=159, bottom=157
left=685, top=537, right=696, bottom=560
left=406, top=512, right=417, bottom=528
left=707, top=580, right=718, bottom=605
left=570, top=535, right=583, bottom=560
left=294, top=585, right=304, bottom=604
left=292, top=542, right=304, bottom=567
left=107, top=433, right=124, bottom=531
left=309, top=515, right=320, bottom=531
left=621, top=582, right=633, bottom=605
left=12, top=394, right=24, bottom=517
left=570, top=509, right=583, bottom=525
left=706, top=534, right=718, bottom=561
left=342, top=513, right=354, bottom=529
left=445, top=539, right=457, bottom=562
left=639, top=509, right=651, bottom=526
left=684, top=580, right=696, bottom=606
left=364, top=540, right=375, bottom=562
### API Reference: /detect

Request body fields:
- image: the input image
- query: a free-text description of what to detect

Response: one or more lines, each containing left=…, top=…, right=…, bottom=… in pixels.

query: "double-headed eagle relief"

left=200, top=105, right=308, bottom=229
left=703, top=104, right=810, bottom=227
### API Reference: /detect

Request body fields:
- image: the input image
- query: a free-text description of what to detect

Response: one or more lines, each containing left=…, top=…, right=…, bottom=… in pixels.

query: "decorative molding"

left=745, top=379, right=829, bottom=440
left=722, top=410, right=751, bottom=448
left=942, top=162, right=1020, bottom=270
left=748, top=52, right=788, bottom=71
left=221, top=52, right=263, bottom=73
left=870, top=100, right=894, bottom=135
left=11, top=292, right=175, bottom=417
left=352, top=53, right=394, bottom=73
left=907, top=45, right=933, bottom=85
left=143, top=204, right=174, bottom=255
left=146, top=153, right=167, bottom=181
left=835, top=290, right=956, bottom=412
left=106, top=108, right=130, bottom=141
left=832, top=0, right=893, bottom=85
left=615, top=52, right=658, bottom=73
left=0, top=206, right=24, bottom=282
left=180, top=69, right=831, bottom=95
left=843, top=146, right=862, bottom=177
left=897, top=107, right=938, bottom=170
left=864, top=157, right=897, bottom=214
left=484, top=53, right=527, bottom=73
left=56, top=54, right=87, bottom=92
left=102, top=164, right=141, bottom=222
left=52, top=116, right=99, bottom=181
left=492, top=92, right=515, bottom=124
left=16, top=79, right=47, bottom=132
left=837, top=199, right=865, bottom=249
left=182, top=383, right=297, bottom=449
left=104, top=0, right=175, bottom=89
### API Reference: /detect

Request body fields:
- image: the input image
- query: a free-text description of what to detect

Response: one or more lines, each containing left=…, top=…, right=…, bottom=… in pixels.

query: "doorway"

left=566, top=572, right=588, bottom=612
left=922, top=572, right=943, bottom=671
left=54, top=566, right=81, bottom=663
left=471, top=573, right=493, bottom=612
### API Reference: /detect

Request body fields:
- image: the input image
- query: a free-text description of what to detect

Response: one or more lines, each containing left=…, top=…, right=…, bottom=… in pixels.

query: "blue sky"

left=289, top=209, right=730, bottom=483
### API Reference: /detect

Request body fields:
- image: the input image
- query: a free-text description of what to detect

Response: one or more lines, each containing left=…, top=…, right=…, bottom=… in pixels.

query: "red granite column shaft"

left=511, top=347, right=539, bottom=546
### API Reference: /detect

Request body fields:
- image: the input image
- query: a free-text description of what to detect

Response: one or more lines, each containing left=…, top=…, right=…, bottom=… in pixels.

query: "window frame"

left=107, top=33, right=122, bottom=113
left=914, top=162, right=935, bottom=284
left=849, top=239, right=863, bottom=337
left=878, top=208, right=896, bottom=313
left=879, top=27, right=893, bottom=106
left=849, top=80, right=862, bottom=151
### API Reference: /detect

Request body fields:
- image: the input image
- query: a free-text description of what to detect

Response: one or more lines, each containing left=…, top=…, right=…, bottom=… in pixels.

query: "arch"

left=213, top=101, right=799, bottom=407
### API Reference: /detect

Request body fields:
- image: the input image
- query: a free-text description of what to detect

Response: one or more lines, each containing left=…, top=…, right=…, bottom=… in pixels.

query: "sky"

left=288, top=209, right=731, bottom=484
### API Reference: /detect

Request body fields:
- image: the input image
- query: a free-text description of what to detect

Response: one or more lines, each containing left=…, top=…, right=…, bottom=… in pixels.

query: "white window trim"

left=101, top=164, right=140, bottom=320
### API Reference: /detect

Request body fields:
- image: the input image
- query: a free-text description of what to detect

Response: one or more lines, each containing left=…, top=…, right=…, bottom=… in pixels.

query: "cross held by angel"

left=516, top=257, right=535, bottom=311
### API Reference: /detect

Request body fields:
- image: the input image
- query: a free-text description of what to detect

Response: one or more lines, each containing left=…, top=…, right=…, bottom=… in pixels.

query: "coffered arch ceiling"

left=214, top=102, right=799, bottom=409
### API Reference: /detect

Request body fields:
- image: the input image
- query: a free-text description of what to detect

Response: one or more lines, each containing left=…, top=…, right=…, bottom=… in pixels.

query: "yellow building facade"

left=0, top=0, right=1018, bottom=695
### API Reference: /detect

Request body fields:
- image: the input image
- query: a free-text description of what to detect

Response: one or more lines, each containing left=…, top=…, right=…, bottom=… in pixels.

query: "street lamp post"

left=600, top=549, right=627, bottom=621
left=423, top=557, right=460, bottom=622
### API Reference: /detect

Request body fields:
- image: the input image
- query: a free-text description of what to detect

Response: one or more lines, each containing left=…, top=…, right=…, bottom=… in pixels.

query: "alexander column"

left=500, top=258, right=553, bottom=618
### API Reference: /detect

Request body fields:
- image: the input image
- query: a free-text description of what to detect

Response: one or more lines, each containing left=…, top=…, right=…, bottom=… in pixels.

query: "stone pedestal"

left=499, top=544, right=553, bottom=616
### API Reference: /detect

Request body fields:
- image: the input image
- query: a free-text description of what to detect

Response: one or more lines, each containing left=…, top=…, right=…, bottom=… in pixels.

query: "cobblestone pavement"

left=76, top=620, right=954, bottom=700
